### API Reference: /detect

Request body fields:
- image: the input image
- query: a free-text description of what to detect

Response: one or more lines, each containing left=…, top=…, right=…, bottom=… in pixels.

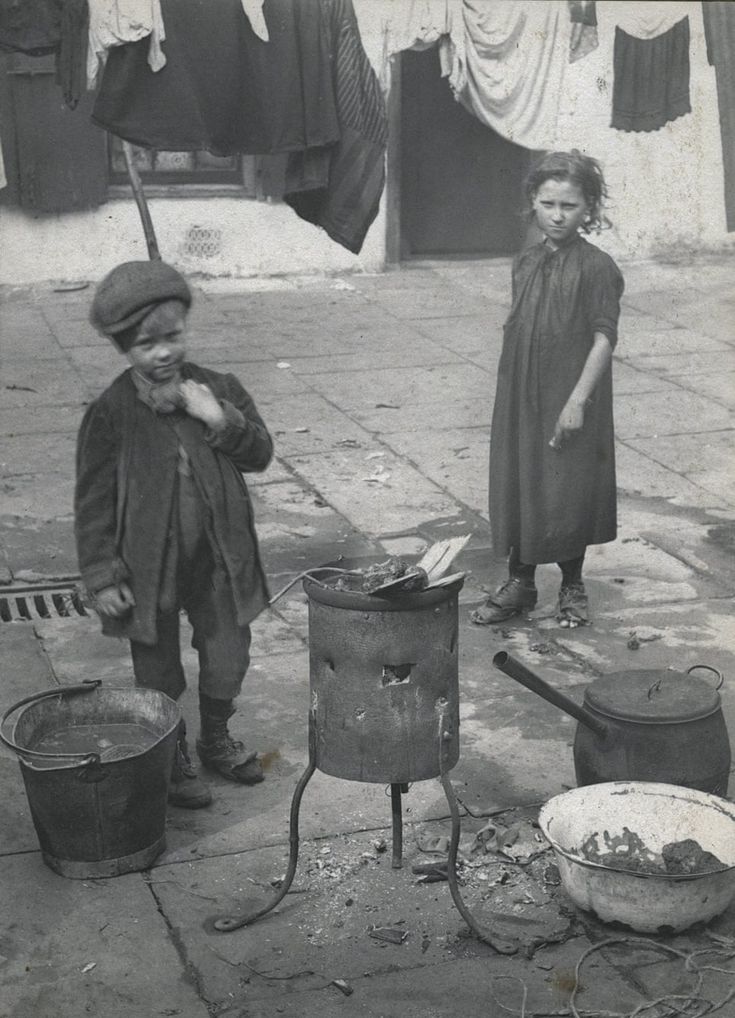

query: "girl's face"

left=532, top=179, right=589, bottom=247
left=126, top=300, right=188, bottom=382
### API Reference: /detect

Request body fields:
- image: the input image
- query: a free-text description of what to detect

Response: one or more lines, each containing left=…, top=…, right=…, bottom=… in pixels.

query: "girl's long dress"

left=489, top=235, right=624, bottom=564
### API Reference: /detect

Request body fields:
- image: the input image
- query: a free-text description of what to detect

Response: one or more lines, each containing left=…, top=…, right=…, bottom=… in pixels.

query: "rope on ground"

left=488, top=935, right=735, bottom=1018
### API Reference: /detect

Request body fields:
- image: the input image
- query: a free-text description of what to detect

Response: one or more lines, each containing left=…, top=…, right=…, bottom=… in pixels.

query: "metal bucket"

left=304, top=577, right=462, bottom=783
left=1, top=681, right=180, bottom=878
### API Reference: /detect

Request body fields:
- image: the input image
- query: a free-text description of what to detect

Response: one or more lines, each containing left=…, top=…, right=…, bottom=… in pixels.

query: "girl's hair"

left=524, top=150, right=610, bottom=232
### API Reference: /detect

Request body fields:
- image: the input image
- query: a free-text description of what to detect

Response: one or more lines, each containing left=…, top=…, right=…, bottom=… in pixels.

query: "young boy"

left=75, top=260, right=273, bottom=809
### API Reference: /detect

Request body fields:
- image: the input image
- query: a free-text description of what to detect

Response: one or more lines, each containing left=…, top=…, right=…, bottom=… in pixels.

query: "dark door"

left=400, top=47, right=534, bottom=258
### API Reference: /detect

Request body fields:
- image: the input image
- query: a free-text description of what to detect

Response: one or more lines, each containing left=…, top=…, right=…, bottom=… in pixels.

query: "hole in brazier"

left=382, top=663, right=414, bottom=686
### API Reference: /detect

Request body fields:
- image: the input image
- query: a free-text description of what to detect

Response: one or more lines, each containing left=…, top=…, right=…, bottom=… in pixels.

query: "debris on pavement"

left=330, top=978, right=354, bottom=996
left=368, top=925, right=408, bottom=945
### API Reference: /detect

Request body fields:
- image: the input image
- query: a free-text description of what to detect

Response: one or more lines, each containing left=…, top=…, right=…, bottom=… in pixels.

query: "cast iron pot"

left=493, top=652, right=730, bottom=796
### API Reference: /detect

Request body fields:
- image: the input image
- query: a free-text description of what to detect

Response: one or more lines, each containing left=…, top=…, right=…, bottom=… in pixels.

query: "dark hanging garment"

left=0, top=0, right=89, bottom=109
left=3, top=52, right=108, bottom=212
left=0, top=0, right=60, bottom=55
left=702, top=2, right=735, bottom=231
left=611, top=15, right=691, bottom=132
left=92, top=0, right=341, bottom=155
left=284, top=0, right=387, bottom=254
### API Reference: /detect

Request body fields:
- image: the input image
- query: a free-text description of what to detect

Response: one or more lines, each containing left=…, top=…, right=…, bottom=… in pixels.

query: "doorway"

left=398, top=47, right=535, bottom=259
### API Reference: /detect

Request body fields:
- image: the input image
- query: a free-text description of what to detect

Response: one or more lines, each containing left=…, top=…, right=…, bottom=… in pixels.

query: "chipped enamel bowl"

left=538, top=782, right=735, bottom=934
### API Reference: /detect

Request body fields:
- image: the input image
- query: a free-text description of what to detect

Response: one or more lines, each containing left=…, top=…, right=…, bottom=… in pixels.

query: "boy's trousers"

left=129, top=566, right=251, bottom=703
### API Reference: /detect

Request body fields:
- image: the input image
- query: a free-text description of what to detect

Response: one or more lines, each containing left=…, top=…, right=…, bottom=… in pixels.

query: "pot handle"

left=0, top=680, right=103, bottom=766
left=686, top=664, right=724, bottom=691
left=492, top=652, right=608, bottom=739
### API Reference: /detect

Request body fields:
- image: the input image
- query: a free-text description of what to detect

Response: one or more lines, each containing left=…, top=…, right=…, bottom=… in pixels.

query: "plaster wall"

left=0, top=1, right=731, bottom=285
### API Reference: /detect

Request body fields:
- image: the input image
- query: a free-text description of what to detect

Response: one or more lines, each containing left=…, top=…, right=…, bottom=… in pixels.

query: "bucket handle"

left=0, top=680, right=103, bottom=766
left=686, top=664, right=724, bottom=691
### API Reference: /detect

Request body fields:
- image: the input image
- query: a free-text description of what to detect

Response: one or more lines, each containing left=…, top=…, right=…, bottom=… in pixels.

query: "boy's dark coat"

left=75, top=363, right=272, bottom=646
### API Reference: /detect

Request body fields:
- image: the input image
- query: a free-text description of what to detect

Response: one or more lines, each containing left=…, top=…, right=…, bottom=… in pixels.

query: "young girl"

left=471, top=150, right=624, bottom=629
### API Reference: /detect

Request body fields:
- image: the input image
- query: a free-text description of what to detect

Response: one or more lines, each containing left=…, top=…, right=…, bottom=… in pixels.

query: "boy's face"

left=125, top=300, right=188, bottom=382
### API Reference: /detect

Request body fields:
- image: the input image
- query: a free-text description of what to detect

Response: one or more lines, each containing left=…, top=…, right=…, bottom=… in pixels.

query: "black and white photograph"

left=0, top=2, right=734, bottom=1016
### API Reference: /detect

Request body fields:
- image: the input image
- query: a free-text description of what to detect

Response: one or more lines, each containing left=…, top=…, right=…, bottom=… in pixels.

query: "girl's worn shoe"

left=197, top=707, right=264, bottom=785
left=469, top=577, right=538, bottom=625
left=557, top=582, right=589, bottom=628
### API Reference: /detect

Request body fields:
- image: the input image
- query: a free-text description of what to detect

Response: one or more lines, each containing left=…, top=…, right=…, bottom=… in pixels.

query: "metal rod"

left=437, top=716, right=518, bottom=956
left=120, top=138, right=161, bottom=261
left=390, top=783, right=403, bottom=869
left=213, top=718, right=318, bottom=933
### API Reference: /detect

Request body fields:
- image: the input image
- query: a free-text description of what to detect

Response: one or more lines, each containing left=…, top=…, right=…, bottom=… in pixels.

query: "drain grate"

left=0, top=582, right=88, bottom=623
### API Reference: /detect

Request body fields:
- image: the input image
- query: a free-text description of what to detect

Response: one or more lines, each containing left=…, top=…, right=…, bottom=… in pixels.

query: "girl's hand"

left=95, top=583, right=135, bottom=618
left=180, top=380, right=226, bottom=430
left=551, top=399, right=585, bottom=449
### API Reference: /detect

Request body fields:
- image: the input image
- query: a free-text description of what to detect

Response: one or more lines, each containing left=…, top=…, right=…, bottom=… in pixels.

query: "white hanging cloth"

left=445, top=0, right=570, bottom=151
left=613, top=2, right=691, bottom=40
left=87, top=0, right=166, bottom=90
left=241, top=0, right=269, bottom=42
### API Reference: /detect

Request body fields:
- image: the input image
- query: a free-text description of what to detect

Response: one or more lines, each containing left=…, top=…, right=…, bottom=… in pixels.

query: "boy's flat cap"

left=91, top=260, right=192, bottom=336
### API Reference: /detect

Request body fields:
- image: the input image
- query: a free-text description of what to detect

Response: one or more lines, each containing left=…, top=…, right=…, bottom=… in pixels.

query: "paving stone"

left=668, top=370, right=735, bottom=411
left=615, top=440, right=733, bottom=509
left=285, top=447, right=461, bottom=537
left=624, top=349, right=735, bottom=377
left=626, top=431, right=735, bottom=506
left=3, top=360, right=86, bottom=408
left=0, top=855, right=209, bottom=1018
left=612, top=358, right=675, bottom=394
left=0, top=404, right=84, bottom=436
left=303, top=363, right=490, bottom=412
left=351, top=397, right=492, bottom=435
left=615, top=388, right=733, bottom=439
left=616, top=327, right=731, bottom=358
left=381, top=428, right=489, bottom=516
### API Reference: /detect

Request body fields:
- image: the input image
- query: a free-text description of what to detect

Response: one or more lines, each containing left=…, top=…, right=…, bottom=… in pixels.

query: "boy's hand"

left=180, top=380, right=226, bottom=430
left=550, top=399, right=585, bottom=449
left=95, top=583, right=135, bottom=618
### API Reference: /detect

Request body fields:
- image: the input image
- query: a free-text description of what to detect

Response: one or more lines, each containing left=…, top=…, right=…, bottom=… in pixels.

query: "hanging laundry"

left=379, top=0, right=462, bottom=91
left=0, top=0, right=89, bottom=108
left=241, top=0, right=268, bottom=42
left=611, top=16, right=691, bottom=132
left=87, top=0, right=166, bottom=90
left=93, top=0, right=340, bottom=155
left=284, top=0, right=387, bottom=254
left=568, top=1, right=598, bottom=64
left=614, top=2, right=689, bottom=41
left=702, top=2, right=735, bottom=231
left=0, top=0, right=60, bottom=54
left=445, top=1, right=570, bottom=153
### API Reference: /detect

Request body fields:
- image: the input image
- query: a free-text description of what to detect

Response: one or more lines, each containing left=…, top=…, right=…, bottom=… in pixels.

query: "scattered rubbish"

left=276, top=361, right=291, bottom=369
left=412, top=860, right=448, bottom=883
left=373, top=838, right=387, bottom=854
left=416, top=833, right=450, bottom=855
left=368, top=926, right=408, bottom=945
left=362, top=468, right=391, bottom=485
left=80, top=962, right=96, bottom=974
left=366, top=451, right=385, bottom=460
left=613, top=577, right=626, bottom=584
left=6, top=384, right=37, bottom=393
left=374, top=402, right=400, bottom=409
left=292, top=426, right=310, bottom=433
left=313, top=495, right=327, bottom=507
left=529, top=642, right=554, bottom=655
left=336, top=438, right=361, bottom=448
left=627, top=628, right=663, bottom=652
left=330, top=978, right=354, bottom=996
left=421, top=935, right=431, bottom=953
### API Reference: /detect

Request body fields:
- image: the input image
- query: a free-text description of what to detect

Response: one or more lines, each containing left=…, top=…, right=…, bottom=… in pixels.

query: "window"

left=108, top=136, right=287, bottom=198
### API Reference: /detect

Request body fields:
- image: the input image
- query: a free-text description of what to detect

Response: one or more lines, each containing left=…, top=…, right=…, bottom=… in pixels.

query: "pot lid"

left=584, top=669, right=721, bottom=723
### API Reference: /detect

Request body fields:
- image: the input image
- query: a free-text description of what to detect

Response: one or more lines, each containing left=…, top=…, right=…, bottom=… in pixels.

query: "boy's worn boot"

left=169, top=721, right=213, bottom=809
left=197, top=699, right=264, bottom=785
